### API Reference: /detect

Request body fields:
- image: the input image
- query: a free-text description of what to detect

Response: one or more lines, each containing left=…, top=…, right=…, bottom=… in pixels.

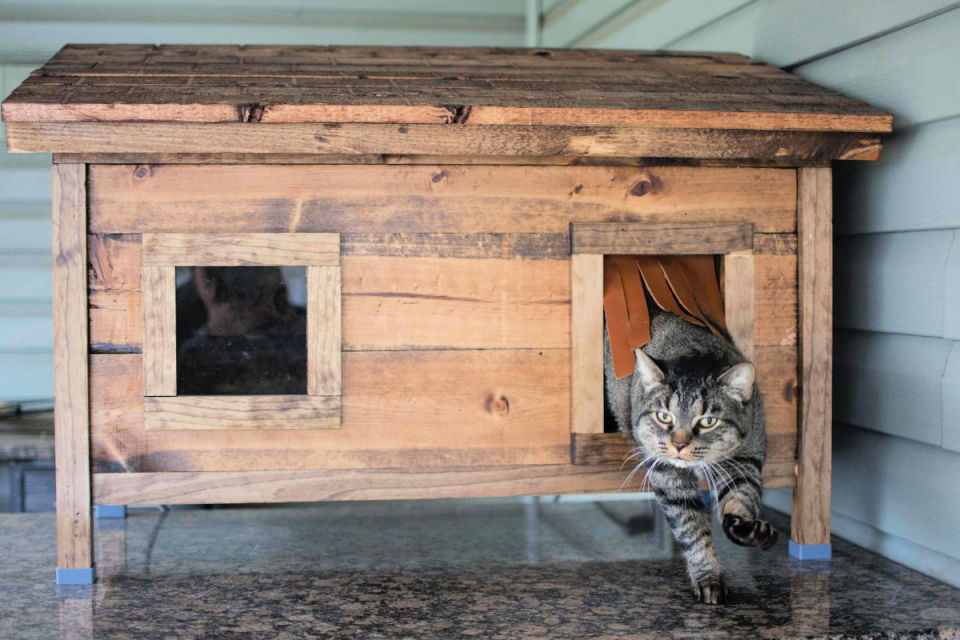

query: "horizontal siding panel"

left=0, top=351, right=52, bottom=401
left=0, top=154, right=51, bottom=202
left=543, top=0, right=634, bottom=48
left=586, top=0, right=752, bottom=49
left=665, top=0, right=760, bottom=56
left=0, top=21, right=522, bottom=63
left=945, top=235, right=960, bottom=340
left=0, top=210, right=50, bottom=252
left=835, top=230, right=955, bottom=338
left=0, top=254, right=51, bottom=301
left=835, top=330, right=948, bottom=445
left=835, top=117, right=960, bottom=235
left=832, top=424, right=960, bottom=565
left=0, top=314, right=52, bottom=350
left=794, top=8, right=960, bottom=128
left=0, top=0, right=526, bottom=19
left=1, top=64, right=37, bottom=146
left=754, top=0, right=960, bottom=67
left=942, top=343, right=960, bottom=453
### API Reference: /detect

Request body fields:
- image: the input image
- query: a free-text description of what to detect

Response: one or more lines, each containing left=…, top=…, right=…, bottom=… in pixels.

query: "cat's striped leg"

left=649, top=465, right=726, bottom=604
left=716, top=455, right=778, bottom=550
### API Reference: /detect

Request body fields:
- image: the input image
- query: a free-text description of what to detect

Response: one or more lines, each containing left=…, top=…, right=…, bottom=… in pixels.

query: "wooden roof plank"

left=2, top=44, right=892, bottom=139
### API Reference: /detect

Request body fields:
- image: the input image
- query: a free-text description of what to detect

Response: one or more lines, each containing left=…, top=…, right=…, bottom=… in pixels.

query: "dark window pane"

left=175, top=266, right=307, bottom=395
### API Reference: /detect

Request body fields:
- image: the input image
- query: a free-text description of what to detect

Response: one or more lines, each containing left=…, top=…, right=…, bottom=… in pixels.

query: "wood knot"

left=441, top=104, right=472, bottom=124
left=570, top=183, right=583, bottom=196
left=133, top=165, right=152, bottom=179
left=629, top=174, right=661, bottom=196
left=431, top=170, right=449, bottom=183
left=484, top=393, right=510, bottom=417
left=534, top=50, right=552, bottom=57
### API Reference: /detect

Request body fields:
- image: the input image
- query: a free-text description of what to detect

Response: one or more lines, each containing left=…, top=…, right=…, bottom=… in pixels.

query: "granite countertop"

left=3, top=498, right=959, bottom=639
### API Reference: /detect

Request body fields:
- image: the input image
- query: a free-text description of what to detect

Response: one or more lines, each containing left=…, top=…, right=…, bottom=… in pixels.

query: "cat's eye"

left=698, top=416, right=719, bottom=430
left=654, top=410, right=673, bottom=425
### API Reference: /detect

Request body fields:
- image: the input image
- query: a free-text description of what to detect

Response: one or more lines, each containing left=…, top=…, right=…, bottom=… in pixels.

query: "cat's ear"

left=633, top=349, right=665, bottom=390
left=718, top=362, right=755, bottom=402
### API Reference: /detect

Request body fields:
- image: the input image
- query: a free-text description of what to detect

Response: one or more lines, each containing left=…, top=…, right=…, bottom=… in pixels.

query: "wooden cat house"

left=0, top=45, right=891, bottom=584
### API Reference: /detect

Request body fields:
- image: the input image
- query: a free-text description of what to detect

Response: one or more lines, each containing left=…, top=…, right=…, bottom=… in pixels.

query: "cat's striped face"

left=630, top=350, right=755, bottom=468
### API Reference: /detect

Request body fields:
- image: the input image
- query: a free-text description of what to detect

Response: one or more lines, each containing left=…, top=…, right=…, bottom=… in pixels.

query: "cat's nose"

left=671, top=429, right=692, bottom=452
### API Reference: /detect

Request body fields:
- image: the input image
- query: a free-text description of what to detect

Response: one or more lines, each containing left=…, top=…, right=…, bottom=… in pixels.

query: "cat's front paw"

left=692, top=577, right=727, bottom=605
left=722, top=514, right=778, bottom=550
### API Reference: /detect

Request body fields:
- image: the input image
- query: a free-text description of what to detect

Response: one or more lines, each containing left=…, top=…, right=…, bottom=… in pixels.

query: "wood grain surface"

left=307, top=265, right=342, bottom=398
left=52, top=163, right=92, bottom=570
left=88, top=164, right=798, bottom=234
left=7, top=122, right=884, bottom=160
left=3, top=44, right=891, bottom=136
left=144, top=395, right=340, bottom=430
left=90, top=350, right=572, bottom=472
left=571, top=254, right=604, bottom=434
left=141, top=266, right=176, bottom=396
left=92, top=463, right=653, bottom=506
left=571, top=222, right=753, bottom=254
left=792, top=167, right=833, bottom=546
left=142, top=232, right=339, bottom=266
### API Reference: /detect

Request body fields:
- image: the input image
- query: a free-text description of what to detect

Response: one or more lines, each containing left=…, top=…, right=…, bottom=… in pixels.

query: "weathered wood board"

left=90, top=351, right=572, bottom=472
left=87, top=165, right=797, bottom=234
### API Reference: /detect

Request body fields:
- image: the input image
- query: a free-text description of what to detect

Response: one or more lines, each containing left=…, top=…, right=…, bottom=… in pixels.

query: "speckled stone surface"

left=3, top=498, right=960, bottom=639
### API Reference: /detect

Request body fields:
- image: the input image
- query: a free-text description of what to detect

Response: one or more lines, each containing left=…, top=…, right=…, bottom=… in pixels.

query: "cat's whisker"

left=710, top=461, right=737, bottom=495
left=722, top=459, right=751, bottom=487
left=619, top=447, right=649, bottom=472
left=641, top=459, right=661, bottom=493
left=620, top=454, right=658, bottom=490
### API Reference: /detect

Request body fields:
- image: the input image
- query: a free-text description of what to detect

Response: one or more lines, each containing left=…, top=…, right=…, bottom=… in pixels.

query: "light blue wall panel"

left=654, top=1, right=760, bottom=56
left=835, top=330, right=949, bottom=446
left=834, top=230, right=955, bottom=338
left=831, top=425, right=960, bottom=569
left=542, top=0, right=634, bottom=48
left=0, top=254, right=51, bottom=302
left=794, top=7, right=960, bottom=127
left=753, top=0, right=960, bottom=67
left=0, top=309, right=52, bottom=351
left=0, top=20, right=523, bottom=63
left=0, top=208, right=50, bottom=253
left=834, top=117, right=960, bottom=236
left=0, top=352, right=52, bottom=401
left=941, top=343, right=960, bottom=453
left=946, top=236, right=960, bottom=341
left=575, top=0, right=751, bottom=49
left=0, top=155, right=51, bottom=203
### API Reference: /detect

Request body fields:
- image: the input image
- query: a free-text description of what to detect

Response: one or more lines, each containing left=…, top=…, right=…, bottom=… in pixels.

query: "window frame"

left=141, top=232, right=342, bottom=430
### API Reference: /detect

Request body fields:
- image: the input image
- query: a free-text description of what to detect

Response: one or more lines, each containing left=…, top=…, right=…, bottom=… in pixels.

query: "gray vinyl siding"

left=0, top=1, right=528, bottom=403
left=559, top=0, right=960, bottom=587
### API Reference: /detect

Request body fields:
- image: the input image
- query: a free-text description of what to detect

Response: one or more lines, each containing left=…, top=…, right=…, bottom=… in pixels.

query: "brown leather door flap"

left=602, top=255, right=728, bottom=379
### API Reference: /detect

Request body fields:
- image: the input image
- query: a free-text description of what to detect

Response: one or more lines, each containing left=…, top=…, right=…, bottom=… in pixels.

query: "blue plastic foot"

left=789, top=540, right=832, bottom=560
left=95, top=505, right=127, bottom=519
left=56, top=567, right=95, bottom=585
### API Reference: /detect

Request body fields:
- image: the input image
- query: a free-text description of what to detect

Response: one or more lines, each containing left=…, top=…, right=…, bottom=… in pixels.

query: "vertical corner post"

left=791, top=167, right=833, bottom=560
left=52, top=163, right=94, bottom=583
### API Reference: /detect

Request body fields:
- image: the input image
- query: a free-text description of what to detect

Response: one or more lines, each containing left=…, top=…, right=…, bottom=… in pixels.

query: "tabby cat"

left=605, top=306, right=778, bottom=604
